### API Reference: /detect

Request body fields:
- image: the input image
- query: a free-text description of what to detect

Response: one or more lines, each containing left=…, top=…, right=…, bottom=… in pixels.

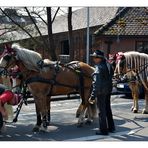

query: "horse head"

left=113, top=52, right=126, bottom=79
left=0, top=44, right=17, bottom=70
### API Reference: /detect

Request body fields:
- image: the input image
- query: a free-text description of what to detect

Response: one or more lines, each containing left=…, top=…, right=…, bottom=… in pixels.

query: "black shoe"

left=95, top=131, right=108, bottom=135
left=108, top=128, right=115, bottom=133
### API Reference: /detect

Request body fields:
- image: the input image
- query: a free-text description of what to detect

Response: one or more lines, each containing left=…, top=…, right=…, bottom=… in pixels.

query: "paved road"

left=0, top=95, right=148, bottom=141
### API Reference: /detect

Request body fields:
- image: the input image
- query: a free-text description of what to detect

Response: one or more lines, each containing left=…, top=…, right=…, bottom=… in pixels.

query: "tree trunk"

left=68, top=7, right=74, bottom=61
left=47, top=7, right=57, bottom=61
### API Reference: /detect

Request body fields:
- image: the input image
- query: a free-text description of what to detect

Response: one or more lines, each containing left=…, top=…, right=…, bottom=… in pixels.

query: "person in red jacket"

left=0, top=84, right=22, bottom=121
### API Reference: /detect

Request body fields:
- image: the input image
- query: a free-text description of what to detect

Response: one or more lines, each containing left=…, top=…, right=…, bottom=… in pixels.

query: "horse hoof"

left=40, top=128, right=47, bottom=133
left=77, top=123, right=83, bottom=128
left=40, top=125, right=48, bottom=132
left=133, top=109, right=138, bottom=113
left=46, top=122, right=50, bottom=126
left=76, top=113, right=80, bottom=118
left=32, top=126, right=40, bottom=132
left=85, top=114, right=88, bottom=118
left=85, top=120, right=92, bottom=125
left=142, top=109, right=148, bottom=114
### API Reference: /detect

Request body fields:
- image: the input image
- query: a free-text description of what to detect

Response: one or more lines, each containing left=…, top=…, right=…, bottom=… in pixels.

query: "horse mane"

left=11, top=43, right=42, bottom=71
left=123, top=51, right=148, bottom=81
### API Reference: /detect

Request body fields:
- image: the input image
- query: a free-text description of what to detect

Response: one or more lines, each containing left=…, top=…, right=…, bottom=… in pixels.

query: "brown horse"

left=0, top=44, right=96, bottom=132
left=113, top=51, right=148, bottom=114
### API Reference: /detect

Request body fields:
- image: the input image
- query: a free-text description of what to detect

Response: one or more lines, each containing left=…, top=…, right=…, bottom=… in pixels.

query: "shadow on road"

left=0, top=111, right=148, bottom=141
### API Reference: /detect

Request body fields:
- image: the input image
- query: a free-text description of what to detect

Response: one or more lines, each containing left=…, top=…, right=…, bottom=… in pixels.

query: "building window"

left=61, top=40, right=69, bottom=55
left=136, top=41, right=148, bottom=54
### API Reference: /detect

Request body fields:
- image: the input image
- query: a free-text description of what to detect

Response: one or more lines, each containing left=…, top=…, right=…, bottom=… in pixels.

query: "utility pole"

left=86, top=7, right=90, bottom=64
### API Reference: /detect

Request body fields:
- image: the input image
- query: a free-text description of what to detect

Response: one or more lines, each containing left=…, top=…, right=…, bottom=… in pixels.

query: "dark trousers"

left=96, top=93, right=115, bottom=133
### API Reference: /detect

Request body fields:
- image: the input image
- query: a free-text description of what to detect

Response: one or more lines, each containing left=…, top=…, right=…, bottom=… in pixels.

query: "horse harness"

left=25, top=61, right=85, bottom=103
left=115, top=62, right=148, bottom=86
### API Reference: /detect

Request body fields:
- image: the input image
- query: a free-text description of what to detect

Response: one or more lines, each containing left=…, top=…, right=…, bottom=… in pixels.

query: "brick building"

left=93, top=7, right=148, bottom=58
left=1, top=7, right=147, bottom=62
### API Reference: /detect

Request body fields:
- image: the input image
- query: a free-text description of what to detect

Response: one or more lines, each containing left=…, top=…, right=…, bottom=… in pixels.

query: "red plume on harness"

left=115, top=52, right=124, bottom=63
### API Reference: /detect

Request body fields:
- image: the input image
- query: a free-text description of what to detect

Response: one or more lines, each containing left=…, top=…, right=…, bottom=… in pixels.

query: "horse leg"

left=32, top=102, right=42, bottom=132
left=39, top=96, right=49, bottom=131
left=132, top=91, right=139, bottom=113
left=142, top=89, right=148, bottom=114
left=77, top=89, right=96, bottom=127
left=77, top=104, right=87, bottom=127
left=129, top=83, right=139, bottom=113
left=76, top=103, right=91, bottom=118
left=47, top=98, right=51, bottom=125
left=76, top=103, right=83, bottom=118
left=85, top=103, right=97, bottom=124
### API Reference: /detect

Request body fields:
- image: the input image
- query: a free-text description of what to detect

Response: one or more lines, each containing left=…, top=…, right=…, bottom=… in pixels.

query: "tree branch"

left=31, top=11, right=48, bottom=26
left=52, top=7, right=60, bottom=23
left=0, top=7, right=39, bottom=45
left=24, top=7, right=50, bottom=57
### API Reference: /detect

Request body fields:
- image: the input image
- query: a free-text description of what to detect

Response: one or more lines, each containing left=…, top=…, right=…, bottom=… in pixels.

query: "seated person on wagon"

left=0, top=84, right=22, bottom=129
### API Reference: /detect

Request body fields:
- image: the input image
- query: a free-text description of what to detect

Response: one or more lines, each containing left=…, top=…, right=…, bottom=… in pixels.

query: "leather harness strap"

left=25, top=61, right=87, bottom=105
left=25, top=76, right=79, bottom=89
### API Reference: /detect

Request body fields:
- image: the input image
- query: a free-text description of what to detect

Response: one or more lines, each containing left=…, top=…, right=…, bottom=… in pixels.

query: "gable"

left=95, top=7, right=148, bottom=36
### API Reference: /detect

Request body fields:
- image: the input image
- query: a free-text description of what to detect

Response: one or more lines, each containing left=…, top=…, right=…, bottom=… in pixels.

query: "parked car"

left=116, top=82, right=145, bottom=98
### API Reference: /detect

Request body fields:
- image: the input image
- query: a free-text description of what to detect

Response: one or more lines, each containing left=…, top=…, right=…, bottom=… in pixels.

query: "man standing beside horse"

left=89, top=50, right=115, bottom=135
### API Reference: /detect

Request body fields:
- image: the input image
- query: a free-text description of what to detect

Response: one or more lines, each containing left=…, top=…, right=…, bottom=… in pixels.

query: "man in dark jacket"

left=89, top=50, right=115, bottom=135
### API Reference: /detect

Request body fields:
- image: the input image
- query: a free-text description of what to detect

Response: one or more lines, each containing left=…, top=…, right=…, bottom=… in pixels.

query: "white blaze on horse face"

left=114, top=60, right=121, bottom=77
left=0, top=57, right=7, bottom=68
left=12, top=78, right=17, bottom=92
left=117, top=60, right=121, bottom=74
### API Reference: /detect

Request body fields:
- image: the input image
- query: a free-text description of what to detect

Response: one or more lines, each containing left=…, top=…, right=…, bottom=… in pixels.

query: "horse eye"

left=4, top=54, right=12, bottom=61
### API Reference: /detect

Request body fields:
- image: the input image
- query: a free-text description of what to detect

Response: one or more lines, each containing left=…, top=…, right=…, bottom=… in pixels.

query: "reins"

left=114, top=62, right=148, bottom=89
left=114, top=62, right=148, bottom=78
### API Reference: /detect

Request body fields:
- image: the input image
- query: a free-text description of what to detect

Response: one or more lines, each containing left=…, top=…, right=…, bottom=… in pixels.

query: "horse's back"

left=68, top=61, right=95, bottom=76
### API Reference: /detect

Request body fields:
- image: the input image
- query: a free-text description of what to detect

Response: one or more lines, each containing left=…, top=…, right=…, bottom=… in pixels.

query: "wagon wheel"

left=0, top=112, right=3, bottom=130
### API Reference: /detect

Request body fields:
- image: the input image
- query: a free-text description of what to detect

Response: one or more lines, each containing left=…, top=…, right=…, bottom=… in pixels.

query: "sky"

left=12, top=7, right=83, bottom=20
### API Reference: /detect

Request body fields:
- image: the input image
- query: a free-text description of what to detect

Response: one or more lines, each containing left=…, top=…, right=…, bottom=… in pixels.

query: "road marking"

left=66, top=128, right=140, bottom=141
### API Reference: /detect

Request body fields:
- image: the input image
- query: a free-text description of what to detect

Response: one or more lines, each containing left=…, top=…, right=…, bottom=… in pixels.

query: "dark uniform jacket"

left=91, top=60, right=113, bottom=98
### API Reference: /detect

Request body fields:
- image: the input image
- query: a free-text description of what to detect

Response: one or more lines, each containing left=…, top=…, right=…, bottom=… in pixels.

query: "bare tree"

left=24, top=7, right=51, bottom=57
left=0, top=7, right=39, bottom=45
left=0, top=7, right=61, bottom=60
left=68, top=7, right=74, bottom=61
left=47, top=7, right=57, bottom=61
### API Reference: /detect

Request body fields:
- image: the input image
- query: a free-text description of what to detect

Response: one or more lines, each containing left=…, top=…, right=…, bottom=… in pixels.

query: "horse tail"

left=78, top=69, right=85, bottom=105
left=88, top=85, right=97, bottom=118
